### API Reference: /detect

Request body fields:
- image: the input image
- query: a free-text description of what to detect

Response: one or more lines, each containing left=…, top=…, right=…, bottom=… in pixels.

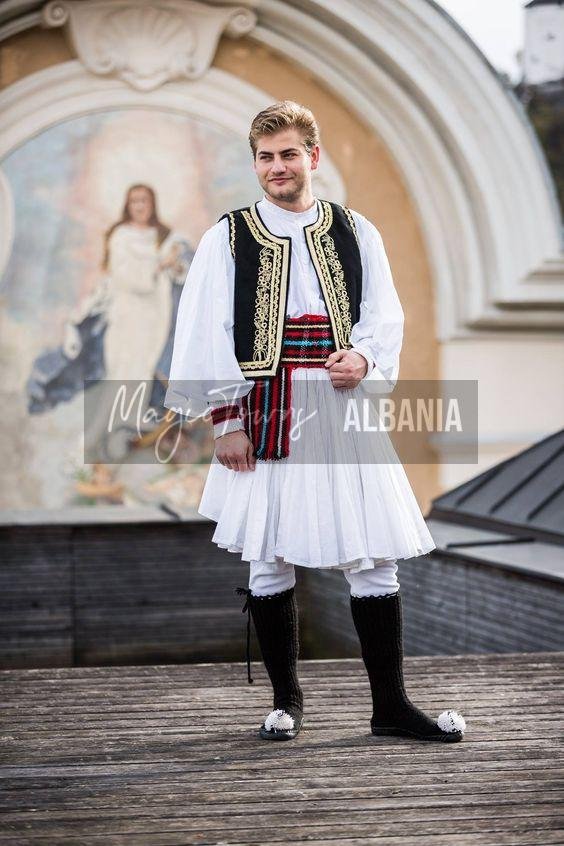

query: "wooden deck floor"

left=1, top=652, right=563, bottom=845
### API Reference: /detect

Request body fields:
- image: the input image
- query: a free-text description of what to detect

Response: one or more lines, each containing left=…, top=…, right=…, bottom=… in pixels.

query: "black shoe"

left=371, top=711, right=465, bottom=742
left=350, top=591, right=467, bottom=743
left=260, top=707, right=304, bottom=741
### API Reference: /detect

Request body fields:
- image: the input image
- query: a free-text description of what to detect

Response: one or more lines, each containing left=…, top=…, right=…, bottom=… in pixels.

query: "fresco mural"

left=28, top=183, right=193, bottom=422
left=0, top=109, right=259, bottom=512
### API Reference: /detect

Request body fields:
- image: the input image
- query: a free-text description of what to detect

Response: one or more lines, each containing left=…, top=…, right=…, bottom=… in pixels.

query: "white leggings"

left=249, top=558, right=400, bottom=598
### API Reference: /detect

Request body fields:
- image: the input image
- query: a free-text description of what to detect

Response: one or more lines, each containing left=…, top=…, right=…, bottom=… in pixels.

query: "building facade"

left=0, top=0, right=563, bottom=515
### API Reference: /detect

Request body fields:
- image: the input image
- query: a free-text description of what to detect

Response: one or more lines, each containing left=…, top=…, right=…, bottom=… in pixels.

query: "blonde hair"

left=249, top=100, right=320, bottom=157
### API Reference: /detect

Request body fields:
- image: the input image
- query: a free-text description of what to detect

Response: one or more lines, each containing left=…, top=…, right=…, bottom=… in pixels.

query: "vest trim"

left=304, top=200, right=353, bottom=351
left=235, top=204, right=291, bottom=374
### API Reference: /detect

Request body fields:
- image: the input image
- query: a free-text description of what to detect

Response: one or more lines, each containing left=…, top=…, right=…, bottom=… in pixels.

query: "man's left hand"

left=325, top=349, right=368, bottom=389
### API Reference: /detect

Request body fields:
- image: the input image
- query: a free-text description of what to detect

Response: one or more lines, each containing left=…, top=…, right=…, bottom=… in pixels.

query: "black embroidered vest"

left=219, top=199, right=362, bottom=377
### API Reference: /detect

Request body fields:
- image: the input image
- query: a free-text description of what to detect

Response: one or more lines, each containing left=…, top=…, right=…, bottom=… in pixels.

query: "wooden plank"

left=1, top=819, right=563, bottom=845
left=2, top=748, right=562, bottom=778
left=1, top=648, right=561, bottom=677
left=1, top=777, right=563, bottom=813
left=0, top=806, right=562, bottom=841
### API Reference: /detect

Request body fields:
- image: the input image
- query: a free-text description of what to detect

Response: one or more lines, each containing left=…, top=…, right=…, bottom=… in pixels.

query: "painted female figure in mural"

left=27, top=183, right=194, bottom=415
left=102, top=184, right=186, bottom=382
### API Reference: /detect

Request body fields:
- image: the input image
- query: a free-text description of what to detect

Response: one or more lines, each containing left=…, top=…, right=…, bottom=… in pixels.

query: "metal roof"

left=428, top=428, right=564, bottom=547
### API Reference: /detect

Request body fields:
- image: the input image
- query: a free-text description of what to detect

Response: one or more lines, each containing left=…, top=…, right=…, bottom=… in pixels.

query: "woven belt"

left=241, top=314, right=336, bottom=460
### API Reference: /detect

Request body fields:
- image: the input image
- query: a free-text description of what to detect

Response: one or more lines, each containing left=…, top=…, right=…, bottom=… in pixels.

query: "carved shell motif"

left=41, top=0, right=257, bottom=91
left=97, top=6, right=197, bottom=90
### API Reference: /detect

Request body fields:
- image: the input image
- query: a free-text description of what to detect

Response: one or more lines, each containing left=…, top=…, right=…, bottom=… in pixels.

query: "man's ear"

left=310, top=144, right=320, bottom=172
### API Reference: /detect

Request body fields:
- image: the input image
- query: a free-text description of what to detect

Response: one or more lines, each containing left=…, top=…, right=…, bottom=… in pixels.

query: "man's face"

left=253, top=127, right=319, bottom=203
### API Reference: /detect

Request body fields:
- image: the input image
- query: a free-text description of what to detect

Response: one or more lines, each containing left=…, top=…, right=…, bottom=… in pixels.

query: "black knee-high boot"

left=247, top=587, right=304, bottom=740
left=350, top=591, right=466, bottom=742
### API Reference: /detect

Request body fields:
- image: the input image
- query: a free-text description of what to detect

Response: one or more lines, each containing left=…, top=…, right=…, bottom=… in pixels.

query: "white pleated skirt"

left=198, top=367, right=436, bottom=574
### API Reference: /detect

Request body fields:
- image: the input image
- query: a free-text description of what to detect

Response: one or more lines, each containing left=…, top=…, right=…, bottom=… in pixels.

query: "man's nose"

left=270, top=158, right=286, bottom=173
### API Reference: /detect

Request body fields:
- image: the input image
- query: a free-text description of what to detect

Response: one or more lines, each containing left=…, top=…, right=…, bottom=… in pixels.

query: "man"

left=165, top=101, right=466, bottom=744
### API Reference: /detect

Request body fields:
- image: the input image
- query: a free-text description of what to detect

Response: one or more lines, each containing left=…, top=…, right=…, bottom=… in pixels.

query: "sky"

left=437, top=0, right=526, bottom=81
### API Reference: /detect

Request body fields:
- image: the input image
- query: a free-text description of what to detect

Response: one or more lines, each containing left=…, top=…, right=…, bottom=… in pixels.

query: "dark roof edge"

left=525, top=1, right=564, bottom=9
left=426, top=506, right=564, bottom=548
left=430, top=545, right=564, bottom=585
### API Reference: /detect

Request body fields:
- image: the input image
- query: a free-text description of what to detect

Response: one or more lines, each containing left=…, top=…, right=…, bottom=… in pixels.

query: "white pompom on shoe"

left=260, top=708, right=303, bottom=740
left=437, top=709, right=466, bottom=734
left=264, top=709, right=295, bottom=731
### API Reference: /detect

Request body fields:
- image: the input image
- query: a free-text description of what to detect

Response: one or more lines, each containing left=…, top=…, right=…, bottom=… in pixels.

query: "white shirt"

left=165, top=194, right=404, bottom=418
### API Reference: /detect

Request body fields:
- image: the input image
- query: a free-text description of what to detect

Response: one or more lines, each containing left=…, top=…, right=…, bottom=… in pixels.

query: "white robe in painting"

left=165, top=195, right=436, bottom=573
left=103, top=223, right=176, bottom=381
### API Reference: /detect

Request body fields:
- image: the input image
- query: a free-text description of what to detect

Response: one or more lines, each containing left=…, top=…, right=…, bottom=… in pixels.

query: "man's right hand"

left=215, top=430, right=256, bottom=472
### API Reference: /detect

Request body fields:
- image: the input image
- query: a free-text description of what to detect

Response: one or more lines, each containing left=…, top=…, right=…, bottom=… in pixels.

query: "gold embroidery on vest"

left=305, top=201, right=352, bottom=350
left=342, top=205, right=359, bottom=247
left=321, top=231, right=352, bottom=344
left=227, top=213, right=236, bottom=259
left=253, top=246, right=274, bottom=361
left=235, top=206, right=290, bottom=375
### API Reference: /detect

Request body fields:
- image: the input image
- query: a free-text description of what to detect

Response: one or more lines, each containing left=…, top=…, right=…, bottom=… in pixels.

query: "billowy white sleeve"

left=348, top=211, right=405, bottom=391
left=164, top=218, right=254, bottom=433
